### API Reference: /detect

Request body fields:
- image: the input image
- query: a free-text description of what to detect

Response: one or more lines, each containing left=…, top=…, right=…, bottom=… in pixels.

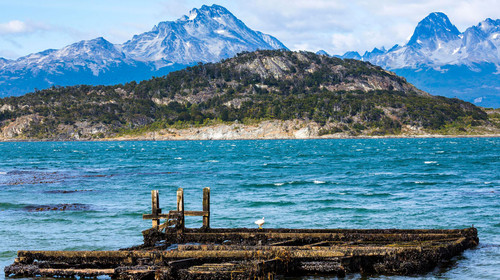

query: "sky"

left=1, top=0, right=499, bottom=59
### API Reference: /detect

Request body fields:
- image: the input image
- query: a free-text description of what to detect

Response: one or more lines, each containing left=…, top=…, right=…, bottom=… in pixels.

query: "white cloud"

left=1, top=0, right=499, bottom=58
left=0, top=20, right=31, bottom=34
left=221, top=0, right=500, bottom=56
left=0, top=20, right=51, bottom=35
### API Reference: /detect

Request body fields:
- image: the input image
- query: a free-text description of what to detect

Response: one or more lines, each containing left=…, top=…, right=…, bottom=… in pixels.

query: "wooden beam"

left=142, top=214, right=170, bottom=220
left=203, top=187, right=210, bottom=228
left=177, top=188, right=184, bottom=231
left=151, top=190, right=160, bottom=228
left=167, top=211, right=208, bottom=217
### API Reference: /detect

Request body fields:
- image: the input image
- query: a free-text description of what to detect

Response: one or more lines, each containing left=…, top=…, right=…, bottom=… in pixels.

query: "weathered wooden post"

left=143, top=190, right=170, bottom=229
left=151, top=190, right=160, bottom=229
left=203, top=187, right=210, bottom=229
left=177, top=188, right=185, bottom=231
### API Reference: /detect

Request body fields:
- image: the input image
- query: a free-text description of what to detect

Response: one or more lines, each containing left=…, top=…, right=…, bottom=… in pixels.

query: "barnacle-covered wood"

left=5, top=227, right=478, bottom=279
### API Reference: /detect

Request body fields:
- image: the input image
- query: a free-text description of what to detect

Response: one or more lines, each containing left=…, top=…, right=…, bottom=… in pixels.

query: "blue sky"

left=1, top=0, right=499, bottom=59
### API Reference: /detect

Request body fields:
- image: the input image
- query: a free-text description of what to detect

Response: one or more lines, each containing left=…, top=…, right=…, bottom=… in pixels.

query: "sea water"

left=0, top=138, right=498, bottom=279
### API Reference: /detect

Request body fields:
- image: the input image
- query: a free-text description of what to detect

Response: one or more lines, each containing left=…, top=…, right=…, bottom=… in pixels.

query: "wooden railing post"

left=151, top=190, right=160, bottom=229
left=203, top=187, right=210, bottom=229
left=177, top=188, right=185, bottom=231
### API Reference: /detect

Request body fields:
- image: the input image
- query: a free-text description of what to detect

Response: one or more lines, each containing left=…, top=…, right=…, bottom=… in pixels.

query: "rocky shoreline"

left=1, top=119, right=498, bottom=142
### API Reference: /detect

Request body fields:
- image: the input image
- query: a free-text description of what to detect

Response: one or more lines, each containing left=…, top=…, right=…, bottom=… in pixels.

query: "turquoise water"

left=0, top=138, right=498, bottom=279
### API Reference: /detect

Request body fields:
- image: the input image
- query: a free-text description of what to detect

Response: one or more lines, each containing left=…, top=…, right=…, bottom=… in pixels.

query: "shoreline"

left=1, top=133, right=499, bottom=143
left=2, top=119, right=500, bottom=142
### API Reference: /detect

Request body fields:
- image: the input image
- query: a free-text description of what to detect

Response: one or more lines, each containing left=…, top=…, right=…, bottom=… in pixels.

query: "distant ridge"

left=1, top=50, right=494, bottom=141
left=337, top=12, right=500, bottom=108
left=0, top=4, right=287, bottom=98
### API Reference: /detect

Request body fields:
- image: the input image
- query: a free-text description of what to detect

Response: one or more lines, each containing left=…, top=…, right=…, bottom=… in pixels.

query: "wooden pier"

left=5, top=189, right=479, bottom=279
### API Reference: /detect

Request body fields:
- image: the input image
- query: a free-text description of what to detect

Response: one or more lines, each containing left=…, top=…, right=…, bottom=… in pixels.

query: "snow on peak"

left=188, top=10, right=198, bottom=21
left=345, top=12, right=500, bottom=71
left=408, top=12, right=460, bottom=49
left=121, top=4, right=287, bottom=66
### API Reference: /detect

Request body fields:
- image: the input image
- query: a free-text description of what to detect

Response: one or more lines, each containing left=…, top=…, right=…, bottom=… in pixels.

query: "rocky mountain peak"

left=0, top=4, right=287, bottom=98
left=337, top=12, right=500, bottom=107
left=408, top=12, right=461, bottom=49
left=121, top=4, right=286, bottom=66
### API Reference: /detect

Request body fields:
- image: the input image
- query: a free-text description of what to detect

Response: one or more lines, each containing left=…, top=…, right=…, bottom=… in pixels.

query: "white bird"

left=255, top=217, right=265, bottom=229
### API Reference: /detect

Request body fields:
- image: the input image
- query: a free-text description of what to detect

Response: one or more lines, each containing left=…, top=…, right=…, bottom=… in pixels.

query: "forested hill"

left=0, top=50, right=492, bottom=140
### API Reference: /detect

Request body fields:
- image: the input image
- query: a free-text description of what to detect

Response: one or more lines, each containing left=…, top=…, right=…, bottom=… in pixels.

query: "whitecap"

left=274, top=183, right=284, bottom=186
left=436, top=151, right=445, bottom=154
left=207, top=160, right=219, bottom=163
left=175, top=157, right=182, bottom=160
left=0, top=171, right=6, bottom=175
left=313, top=180, right=326, bottom=184
left=424, top=161, right=437, bottom=164
left=415, top=181, right=426, bottom=184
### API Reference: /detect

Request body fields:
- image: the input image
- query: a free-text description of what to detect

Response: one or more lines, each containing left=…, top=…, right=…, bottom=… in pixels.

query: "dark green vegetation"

left=0, top=50, right=490, bottom=139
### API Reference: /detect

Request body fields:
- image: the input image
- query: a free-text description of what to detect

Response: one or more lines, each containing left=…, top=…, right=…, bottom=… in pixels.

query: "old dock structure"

left=5, top=188, right=479, bottom=279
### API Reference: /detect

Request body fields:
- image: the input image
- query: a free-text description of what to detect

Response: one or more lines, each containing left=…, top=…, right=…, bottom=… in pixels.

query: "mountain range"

left=1, top=6, right=499, bottom=108
left=1, top=50, right=491, bottom=140
left=0, top=4, right=286, bottom=98
left=335, top=12, right=500, bottom=108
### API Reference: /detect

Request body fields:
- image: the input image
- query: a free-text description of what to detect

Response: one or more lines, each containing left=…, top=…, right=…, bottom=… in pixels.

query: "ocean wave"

left=318, top=206, right=379, bottom=213
left=0, top=202, right=26, bottom=210
left=248, top=181, right=312, bottom=187
left=358, top=193, right=392, bottom=197
left=313, top=180, right=326, bottom=184
left=307, top=198, right=346, bottom=204
left=241, top=182, right=284, bottom=188
left=414, top=181, right=436, bottom=185
left=246, top=201, right=296, bottom=207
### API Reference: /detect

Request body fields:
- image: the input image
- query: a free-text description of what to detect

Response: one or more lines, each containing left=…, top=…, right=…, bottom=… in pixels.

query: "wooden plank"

left=185, top=211, right=209, bottom=217
left=38, top=268, right=114, bottom=277
left=167, top=210, right=208, bottom=217
left=203, top=187, right=210, bottom=228
left=307, top=241, right=331, bottom=247
left=269, top=239, right=297, bottom=246
left=168, top=258, right=199, bottom=269
left=142, top=214, right=170, bottom=220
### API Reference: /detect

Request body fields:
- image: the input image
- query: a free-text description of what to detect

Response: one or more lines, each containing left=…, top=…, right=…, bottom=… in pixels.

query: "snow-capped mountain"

left=122, top=5, right=286, bottom=67
left=0, top=4, right=286, bottom=97
left=0, top=58, right=10, bottom=67
left=7, top=37, right=134, bottom=76
left=338, top=12, right=500, bottom=107
left=344, top=12, right=500, bottom=69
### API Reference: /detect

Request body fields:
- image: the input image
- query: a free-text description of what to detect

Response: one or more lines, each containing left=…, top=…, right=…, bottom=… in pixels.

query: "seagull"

left=255, top=217, right=265, bottom=229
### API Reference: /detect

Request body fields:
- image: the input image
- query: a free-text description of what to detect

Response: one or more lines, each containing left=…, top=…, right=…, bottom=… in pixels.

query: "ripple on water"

left=0, top=138, right=498, bottom=279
